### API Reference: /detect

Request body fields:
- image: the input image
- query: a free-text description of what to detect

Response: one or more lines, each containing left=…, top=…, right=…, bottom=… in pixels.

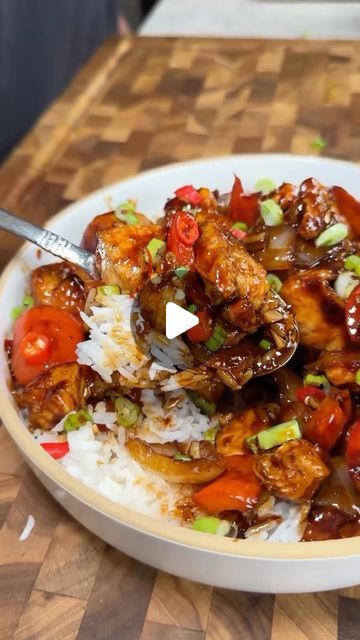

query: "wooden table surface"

left=1, top=35, right=360, bottom=640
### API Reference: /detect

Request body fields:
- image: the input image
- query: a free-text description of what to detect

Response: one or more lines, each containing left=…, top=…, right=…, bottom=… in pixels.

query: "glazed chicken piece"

left=96, top=224, right=164, bottom=294
left=254, top=439, right=330, bottom=502
left=17, top=363, right=86, bottom=430
left=216, top=404, right=280, bottom=457
left=289, top=178, right=348, bottom=240
left=310, top=347, right=360, bottom=386
left=271, top=182, right=297, bottom=212
left=31, top=261, right=88, bottom=315
left=194, top=214, right=269, bottom=332
left=82, top=211, right=153, bottom=253
left=281, top=268, right=348, bottom=351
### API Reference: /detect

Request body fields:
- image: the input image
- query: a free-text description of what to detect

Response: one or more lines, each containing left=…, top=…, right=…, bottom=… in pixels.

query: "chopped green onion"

left=259, top=338, right=273, bottom=351
left=187, top=304, right=198, bottom=314
left=231, top=221, right=248, bottom=231
left=11, top=295, right=34, bottom=321
left=257, top=420, right=301, bottom=450
left=188, top=391, right=216, bottom=416
left=146, top=238, right=166, bottom=264
left=315, top=223, right=348, bottom=247
left=356, top=369, right=360, bottom=386
left=114, top=200, right=139, bottom=225
left=303, top=373, right=329, bottom=390
left=115, top=199, right=136, bottom=214
left=11, top=306, right=23, bottom=321
left=192, top=516, right=231, bottom=536
left=64, top=409, right=93, bottom=432
left=174, top=266, right=189, bottom=279
left=96, top=285, right=121, bottom=296
left=203, top=426, right=218, bottom=443
left=22, top=295, right=34, bottom=308
left=124, top=211, right=138, bottom=226
left=173, top=453, right=192, bottom=462
left=205, top=323, right=227, bottom=353
left=245, top=433, right=259, bottom=453
left=310, top=136, right=326, bottom=150
left=267, top=273, right=282, bottom=293
left=334, top=272, right=359, bottom=299
left=260, top=199, right=283, bottom=227
left=345, top=255, right=360, bottom=277
left=255, top=178, right=276, bottom=195
left=115, top=396, right=141, bottom=428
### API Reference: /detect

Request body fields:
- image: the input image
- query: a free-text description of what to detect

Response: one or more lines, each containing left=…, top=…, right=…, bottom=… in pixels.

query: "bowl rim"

left=1, top=152, right=360, bottom=561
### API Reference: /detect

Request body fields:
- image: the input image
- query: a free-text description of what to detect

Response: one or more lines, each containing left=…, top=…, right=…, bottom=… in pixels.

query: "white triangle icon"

left=166, top=302, right=199, bottom=340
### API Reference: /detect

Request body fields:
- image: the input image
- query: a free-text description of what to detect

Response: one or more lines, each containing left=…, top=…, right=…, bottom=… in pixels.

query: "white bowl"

left=1, top=154, right=360, bottom=594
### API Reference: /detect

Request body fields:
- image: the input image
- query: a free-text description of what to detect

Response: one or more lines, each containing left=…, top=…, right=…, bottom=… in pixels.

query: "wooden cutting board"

left=1, top=36, right=360, bottom=640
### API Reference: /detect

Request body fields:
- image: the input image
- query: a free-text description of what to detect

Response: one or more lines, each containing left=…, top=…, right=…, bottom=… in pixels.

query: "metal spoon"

left=0, top=207, right=98, bottom=278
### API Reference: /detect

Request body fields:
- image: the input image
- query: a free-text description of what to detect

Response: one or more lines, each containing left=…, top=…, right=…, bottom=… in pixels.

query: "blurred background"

left=1, top=0, right=360, bottom=164
left=0, top=0, right=155, bottom=163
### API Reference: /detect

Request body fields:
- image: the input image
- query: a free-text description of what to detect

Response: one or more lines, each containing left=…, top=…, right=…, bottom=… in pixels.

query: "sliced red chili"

left=186, top=309, right=212, bottom=342
left=41, top=441, right=70, bottom=459
left=20, top=332, right=51, bottom=365
left=175, top=211, right=199, bottom=246
left=296, top=386, right=326, bottom=404
left=167, top=214, right=195, bottom=268
left=230, top=227, right=247, bottom=241
left=345, top=284, right=360, bottom=342
left=174, top=185, right=202, bottom=205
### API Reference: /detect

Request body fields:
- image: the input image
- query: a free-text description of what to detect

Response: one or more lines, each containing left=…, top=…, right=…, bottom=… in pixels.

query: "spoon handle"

left=0, top=207, right=98, bottom=278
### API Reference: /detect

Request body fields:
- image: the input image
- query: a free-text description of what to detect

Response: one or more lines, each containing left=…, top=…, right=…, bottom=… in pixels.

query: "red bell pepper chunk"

left=303, top=393, right=349, bottom=451
left=186, top=309, right=212, bottom=342
left=345, top=421, right=360, bottom=467
left=296, top=386, right=326, bottom=404
left=228, top=175, right=260, bottom=226
left=41, top=441, right=70, bottom=460
left=193, top=455, right=261, bottom=514
left=331, top=186, right=360, bottom=236
left=174, top=185, right=202, bottom=205
left=345, top=284, right=360, bottom=343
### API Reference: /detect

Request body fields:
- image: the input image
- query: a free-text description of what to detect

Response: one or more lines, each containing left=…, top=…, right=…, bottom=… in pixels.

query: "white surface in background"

left=140, top=0, right=360, bottom=39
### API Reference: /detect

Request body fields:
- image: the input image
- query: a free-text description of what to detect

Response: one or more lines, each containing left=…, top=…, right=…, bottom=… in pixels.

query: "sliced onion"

left=126, top=438, right=225, bottom=484
left=255, top=225, right=296, bottom=270
left=334, top=271, right=359, bottom=299
left=295, top=237, right=329, bottom=267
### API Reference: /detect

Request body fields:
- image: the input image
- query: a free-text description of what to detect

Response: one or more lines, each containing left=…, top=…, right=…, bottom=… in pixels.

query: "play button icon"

left=165, top=302, right=199, bottom=340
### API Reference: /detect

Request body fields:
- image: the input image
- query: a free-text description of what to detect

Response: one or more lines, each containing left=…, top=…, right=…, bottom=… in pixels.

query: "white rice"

left=55, top=420, right=180, bottom=520
left=245, top=495, right=308, bottom=543
left=137, top=389, right=212, bottom=443
left=36, top=394, right=211, bottom=520
left=76, top=294, right=192, bottom=390
left=41, top=293, right=307, bottom=541
left=77, top=294, right=149, bottom=383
